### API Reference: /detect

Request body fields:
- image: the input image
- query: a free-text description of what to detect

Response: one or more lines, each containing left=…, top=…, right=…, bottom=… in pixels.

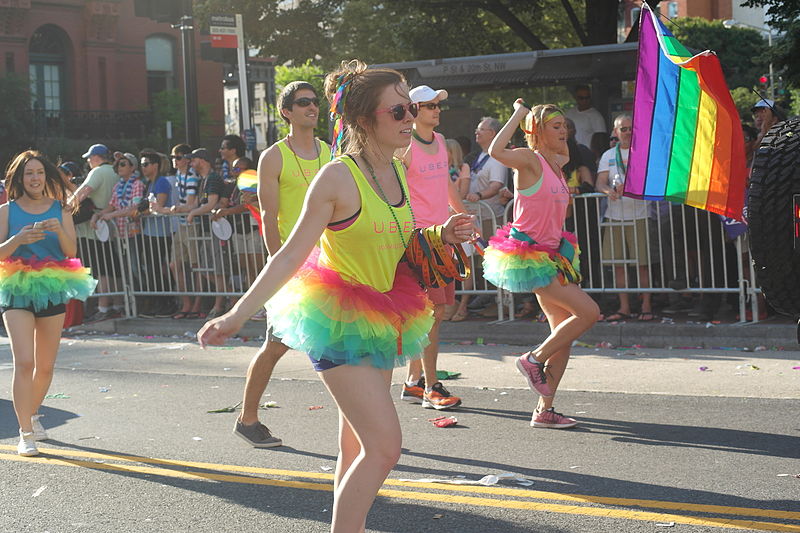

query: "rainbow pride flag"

left=626, top=4, right=746, bottom=220
left=236, top=169, right=259, bottom=193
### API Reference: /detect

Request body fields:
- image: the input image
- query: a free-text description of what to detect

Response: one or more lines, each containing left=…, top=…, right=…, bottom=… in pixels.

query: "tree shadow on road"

left=7, top=437, right=559, bottom=533
left=0, top=398, right=80, bottom=439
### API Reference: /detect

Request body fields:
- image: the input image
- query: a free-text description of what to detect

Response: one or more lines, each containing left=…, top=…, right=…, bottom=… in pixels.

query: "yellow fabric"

left=320, top=156, right=413, bottom=292
left=276, top=139, right=331, bottom=243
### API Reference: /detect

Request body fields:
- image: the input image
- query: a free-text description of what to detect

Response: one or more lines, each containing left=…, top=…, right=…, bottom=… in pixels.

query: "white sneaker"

left=31, top=414, right=48, bottom=441
left=17, top=430, right=39, bottom=457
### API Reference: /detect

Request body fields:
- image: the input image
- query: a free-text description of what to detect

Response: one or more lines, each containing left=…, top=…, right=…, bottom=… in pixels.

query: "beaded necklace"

left=285, top=135, right=321, bottom=186
left=362, top=156, right=415, bottom=249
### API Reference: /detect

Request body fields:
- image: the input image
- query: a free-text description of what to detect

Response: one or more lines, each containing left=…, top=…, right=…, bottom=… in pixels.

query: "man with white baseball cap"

left=398, top=85, right=468, bottom=410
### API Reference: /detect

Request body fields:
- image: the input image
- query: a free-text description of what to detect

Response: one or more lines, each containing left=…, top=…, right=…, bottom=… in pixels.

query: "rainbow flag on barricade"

left=235, top=169, right=264, bottom=235
left=625, top=4, right=747, bottom=221
left=237, top=169, right=259, bottom=193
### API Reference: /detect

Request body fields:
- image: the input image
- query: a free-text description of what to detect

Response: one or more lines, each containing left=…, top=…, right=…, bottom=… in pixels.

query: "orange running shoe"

left=422, top=382, right=462, bottom=410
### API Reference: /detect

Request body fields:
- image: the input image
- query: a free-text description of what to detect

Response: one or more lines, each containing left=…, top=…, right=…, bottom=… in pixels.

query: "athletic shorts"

left=0, top=303, right=66, bottom=318
left=307, top=354, right=342, bottom=372
left=601, top=218, right=651, bottom=267
left=232, top=230, right=265, bottom=256
left=171, top=224, right=200, bottom=265
left=426, top=281, right=455, bottom=306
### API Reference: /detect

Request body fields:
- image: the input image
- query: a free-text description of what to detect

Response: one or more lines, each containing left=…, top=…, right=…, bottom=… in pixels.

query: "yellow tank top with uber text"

left=276, top=139, right=331, bottom=243
left=320, top=156, right=413, bottom=293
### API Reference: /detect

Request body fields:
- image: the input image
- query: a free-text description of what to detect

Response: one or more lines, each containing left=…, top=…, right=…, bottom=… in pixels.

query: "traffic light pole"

left=235, top=14, right=252, bottom=156
left=175, top=1, right=200, bottom=147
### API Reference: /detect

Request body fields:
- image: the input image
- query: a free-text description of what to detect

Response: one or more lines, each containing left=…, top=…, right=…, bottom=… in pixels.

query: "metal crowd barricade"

left=76, top=224, right=133, bottom=317
left=78, top=200, right=763, bottom=324
left=455, top=200, right=506, bottom=320
left=494, top=193, right=759, bottom=324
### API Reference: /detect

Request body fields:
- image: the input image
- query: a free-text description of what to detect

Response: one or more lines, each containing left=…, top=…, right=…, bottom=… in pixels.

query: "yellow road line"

left=2, top=447, right=798, bottom=531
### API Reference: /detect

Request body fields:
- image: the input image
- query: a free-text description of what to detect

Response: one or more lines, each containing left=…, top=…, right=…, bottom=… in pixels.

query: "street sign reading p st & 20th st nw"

left=210, top=14, right=238, bottom=48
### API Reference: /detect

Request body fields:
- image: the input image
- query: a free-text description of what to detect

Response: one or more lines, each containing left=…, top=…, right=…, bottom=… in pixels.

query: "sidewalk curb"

left=68, top=318, right=798, bottom=350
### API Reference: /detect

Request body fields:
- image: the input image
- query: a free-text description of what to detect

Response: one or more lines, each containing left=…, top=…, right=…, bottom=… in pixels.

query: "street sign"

left=210, top=14, right=238, bottom=48
left=244, top=129, right=256, bottom=151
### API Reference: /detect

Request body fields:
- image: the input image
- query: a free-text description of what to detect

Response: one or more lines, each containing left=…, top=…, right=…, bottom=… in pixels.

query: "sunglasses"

left=618, top=126, right=632, bottom=133
left=418, top=103, right=441, bottom=110
left=141, top=161, right=156, bottom=167
left=292, top=97, right=320, bottom=108
left=117, top=161, right=130, bottom=168
left=172, top=155, right=189, bottom=160
left=376, top=102, right=419, bottom=121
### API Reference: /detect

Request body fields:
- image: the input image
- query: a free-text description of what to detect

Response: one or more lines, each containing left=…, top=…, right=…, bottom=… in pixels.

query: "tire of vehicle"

left=747, top=117, right=800, bottom=318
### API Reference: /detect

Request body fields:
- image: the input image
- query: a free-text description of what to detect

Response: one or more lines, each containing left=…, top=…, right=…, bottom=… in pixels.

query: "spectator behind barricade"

left=168, top=144, right=203, bottom=319
left=212, top=156, right=264, bottom=296
left=58, top=161, right=83, bottom=189
left=89, top=152, right=144, bottom=320
left=72, top=144, right=124, bottom=322
left=455, top=136, right=472, bottom=162
left=595, top=114, right=654, bottom=322
left=219, top=134, right=246, bottom=181
left=752, top=98, right=785, bottom=146
left=443, top=138, right=475, bottom=322
left=188, top=148, right=228, bottom=319
left=589, top=131, right=611, bottom=167
left=563, top=118, right=602, bottom=290
left=565, top=85, right=607, bottom=148
left=135, top=150, right=176, bottom=318
left=464, top=117, right=509, bottom=315
left=465, top=117, right=508, bottom=233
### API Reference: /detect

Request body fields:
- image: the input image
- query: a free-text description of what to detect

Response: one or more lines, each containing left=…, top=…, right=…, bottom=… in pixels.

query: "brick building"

left=0, top=0, right=223, bottom=145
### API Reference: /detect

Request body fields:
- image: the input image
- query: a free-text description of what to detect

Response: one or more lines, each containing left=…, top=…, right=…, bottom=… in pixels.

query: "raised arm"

left=488, top=99, right=537, bottom=172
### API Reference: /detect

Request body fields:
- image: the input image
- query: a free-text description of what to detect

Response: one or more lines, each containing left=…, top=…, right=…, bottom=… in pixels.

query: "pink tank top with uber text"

left=511, top=152, right=569, bottom=250
left=405, top=132, right=450, bottom=228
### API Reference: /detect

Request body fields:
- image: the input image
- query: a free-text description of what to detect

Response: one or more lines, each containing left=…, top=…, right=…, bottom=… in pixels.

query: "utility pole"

left=174, top=0, right=200, bottom=147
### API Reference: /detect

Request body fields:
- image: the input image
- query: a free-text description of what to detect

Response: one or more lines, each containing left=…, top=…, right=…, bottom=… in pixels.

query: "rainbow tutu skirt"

left=266, top=260, right=433, bottom=370
left=0, top=257, right=98, bottom=311
left=483, top=224, right=582, bottom=293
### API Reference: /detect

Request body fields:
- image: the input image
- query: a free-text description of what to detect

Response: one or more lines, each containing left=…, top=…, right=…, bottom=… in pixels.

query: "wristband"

left=476, top=192, right=483, bottom=200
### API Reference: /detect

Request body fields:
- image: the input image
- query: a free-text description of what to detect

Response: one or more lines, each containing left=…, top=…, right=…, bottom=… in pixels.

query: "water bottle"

left=610, top=173, right=623, bottom=190
left=148, top=193, right=157, bottom=214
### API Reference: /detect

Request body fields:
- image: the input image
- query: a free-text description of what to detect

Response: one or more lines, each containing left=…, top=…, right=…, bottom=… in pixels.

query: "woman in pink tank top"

left=483, top=99, right=599, bottom=430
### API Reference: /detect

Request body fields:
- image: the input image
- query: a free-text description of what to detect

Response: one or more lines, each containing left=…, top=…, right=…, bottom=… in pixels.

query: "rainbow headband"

left=521, top=110, right=563, bottom=135
left=329, top=72, right=354, bottom=158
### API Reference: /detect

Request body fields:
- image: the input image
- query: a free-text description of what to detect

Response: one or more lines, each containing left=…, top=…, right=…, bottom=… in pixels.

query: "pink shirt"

left=405, top=132, right=450, bottom=228
left=511, top=152, right=570, bottom=250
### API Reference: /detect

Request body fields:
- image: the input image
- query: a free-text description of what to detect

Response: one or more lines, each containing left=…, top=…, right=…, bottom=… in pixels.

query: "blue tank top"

left=8, top=200, right=66, bottom=261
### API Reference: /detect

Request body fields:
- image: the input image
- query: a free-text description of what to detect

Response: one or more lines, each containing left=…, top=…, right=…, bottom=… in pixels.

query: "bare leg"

left=638, top=265, right=652, bottom=314
left=5, top=310, right=36, bottom=433
left=239, top=338, right=290, bottom=425
left=30, top=313, right=66, bottom=412
left=614, top=265, right=632, bottom=315
left=320, top=365, right=399, bottom=533
left=421, top=304, right=445, bottom=387
left=532, top=298, right=571, bottom=412
left=170, top=260, right=193, bottom=313
left=530, top=280, right=599, bottom=364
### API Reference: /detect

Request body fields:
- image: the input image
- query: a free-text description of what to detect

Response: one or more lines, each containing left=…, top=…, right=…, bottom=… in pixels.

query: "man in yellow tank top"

left=233, top=81, right=330, bottom=448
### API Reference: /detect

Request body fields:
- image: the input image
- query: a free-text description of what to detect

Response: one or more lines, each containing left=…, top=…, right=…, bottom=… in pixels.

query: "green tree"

left=273, top=60, right=329, bottom=140
left=669, top=17, right=769, bottom=91
left=740, top=0, right=800, bottom=86
left=193, top=0, right=634, bottom=66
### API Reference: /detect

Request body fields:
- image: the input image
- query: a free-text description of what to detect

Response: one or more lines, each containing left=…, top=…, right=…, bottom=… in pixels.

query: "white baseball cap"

left=751, top=98, right=775, bottom=112
left=409, top=85, right=448, bottom=104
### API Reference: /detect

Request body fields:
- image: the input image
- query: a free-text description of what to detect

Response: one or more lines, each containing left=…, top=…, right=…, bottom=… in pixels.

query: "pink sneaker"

left=531, top=408, right=577, bottom=429
left=515, top=354, right=553, bottom=397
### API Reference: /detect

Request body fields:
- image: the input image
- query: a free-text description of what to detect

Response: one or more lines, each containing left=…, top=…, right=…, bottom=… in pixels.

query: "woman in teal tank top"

left=199, top=60, right=474, bottom=532
left=0, top=151, right=97, bottom=456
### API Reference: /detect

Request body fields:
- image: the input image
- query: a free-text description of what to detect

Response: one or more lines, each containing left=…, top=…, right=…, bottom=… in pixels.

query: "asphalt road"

left=1, top=334, right=798, bottom=533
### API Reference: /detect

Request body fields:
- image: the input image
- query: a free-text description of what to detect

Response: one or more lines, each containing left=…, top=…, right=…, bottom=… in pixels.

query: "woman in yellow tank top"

left=198, top=60, right=473, bottom=533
